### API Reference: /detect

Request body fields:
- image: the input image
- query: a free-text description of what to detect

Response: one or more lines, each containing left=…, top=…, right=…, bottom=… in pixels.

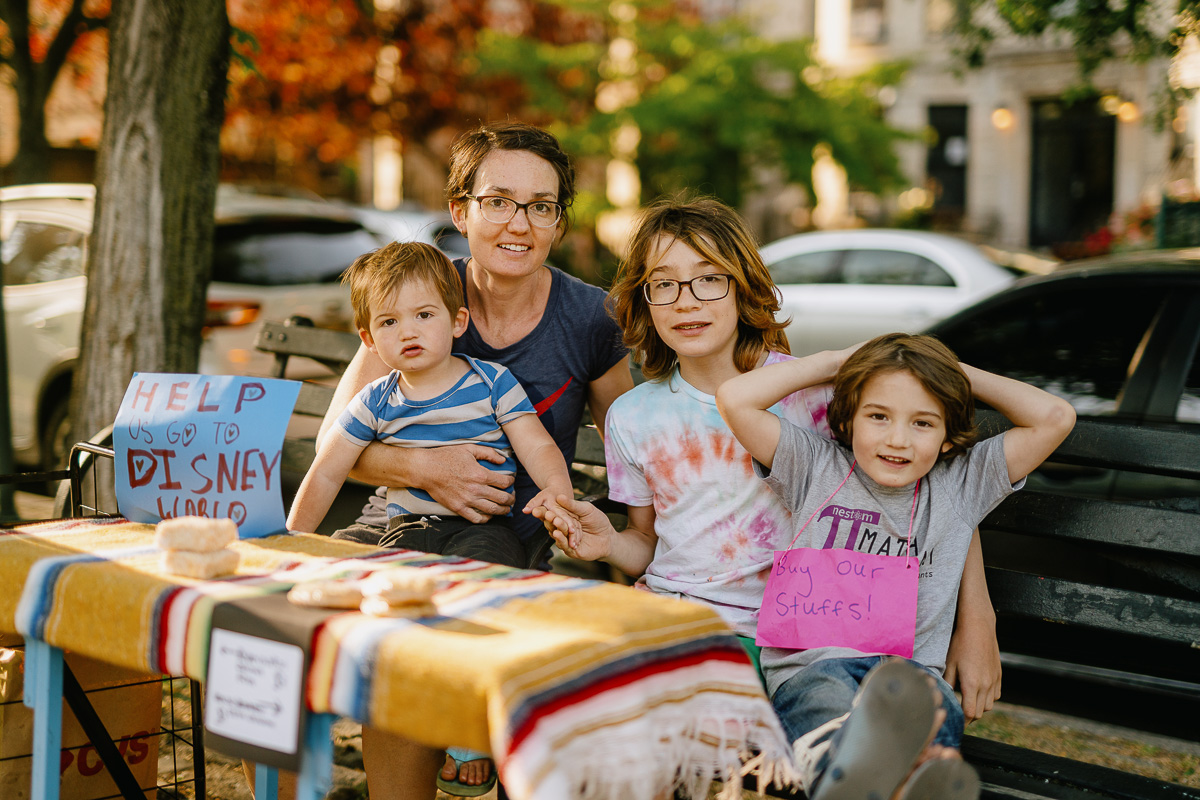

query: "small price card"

left=205, top=628, right=305, bottom=766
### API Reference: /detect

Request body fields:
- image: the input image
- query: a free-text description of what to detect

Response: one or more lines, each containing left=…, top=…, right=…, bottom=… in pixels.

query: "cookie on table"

left=359, top=595, right=439, bottom=618
left=286, top=580, right=365, bottom=610
left=361, top=569, right=442, bottom=605
left=155, top=516, right=237, bottom=553
left=160, top=548, right=240, bottom=579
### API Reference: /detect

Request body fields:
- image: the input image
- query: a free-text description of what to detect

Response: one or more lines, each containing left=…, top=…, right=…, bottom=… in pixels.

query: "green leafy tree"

left=474, top=0, right=909, bottom=213
left=953, top=0, right=1186, bottom=102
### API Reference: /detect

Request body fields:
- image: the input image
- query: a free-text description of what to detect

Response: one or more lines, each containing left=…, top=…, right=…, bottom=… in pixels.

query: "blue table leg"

left=295, top=713, right=336, bottom=800
left=255, top=764, right=279, bottom=800
left=24, top=640, right=63, bottom=800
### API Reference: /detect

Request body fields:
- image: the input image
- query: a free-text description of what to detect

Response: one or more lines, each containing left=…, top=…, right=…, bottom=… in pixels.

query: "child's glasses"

left=642, top=274, right=732, bottom=305
left=466, top=195, right=564, bottom=227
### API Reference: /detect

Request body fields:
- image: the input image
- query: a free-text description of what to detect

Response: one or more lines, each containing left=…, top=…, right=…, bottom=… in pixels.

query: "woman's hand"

left=532, top=496, right=616, bottom=562
left=407, top=445, right=515, bottom=523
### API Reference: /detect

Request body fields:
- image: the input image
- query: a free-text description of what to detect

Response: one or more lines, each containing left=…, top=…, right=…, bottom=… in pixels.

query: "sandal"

left=897, top=757, right=980, bottom=800
left=436, top=747, right=498, bottom=797
left=812, top=660, right=938, bottom=800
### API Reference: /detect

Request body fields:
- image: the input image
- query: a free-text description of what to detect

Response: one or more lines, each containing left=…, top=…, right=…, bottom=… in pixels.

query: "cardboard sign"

left=205, top=629, right=304, bottom=759
left=113, top=373, right=300, bottom=538
left=756, top=547, right=918, bottom=658
left=0, top=646, right=161, bottom=800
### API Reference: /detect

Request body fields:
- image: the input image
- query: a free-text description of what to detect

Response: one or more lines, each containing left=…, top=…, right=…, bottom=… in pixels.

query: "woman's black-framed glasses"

left=642, top=274, right=732, bottom=306
left=466, top=194, right=565, bottom=228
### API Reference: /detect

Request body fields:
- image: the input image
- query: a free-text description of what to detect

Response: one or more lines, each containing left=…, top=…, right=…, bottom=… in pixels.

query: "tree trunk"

left=12, top=81, right=52, bottom=184
left=2, top=0, right=49, bottom=183
left=71, top=0, right=230, bottom=446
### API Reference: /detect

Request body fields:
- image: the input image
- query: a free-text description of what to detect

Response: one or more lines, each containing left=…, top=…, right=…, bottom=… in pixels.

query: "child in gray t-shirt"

left=717, top=333, right=1076, bottom=800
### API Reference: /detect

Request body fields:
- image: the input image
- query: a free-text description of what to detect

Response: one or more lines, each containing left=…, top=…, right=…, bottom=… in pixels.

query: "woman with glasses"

left=315, top=122, right=633, bottom=799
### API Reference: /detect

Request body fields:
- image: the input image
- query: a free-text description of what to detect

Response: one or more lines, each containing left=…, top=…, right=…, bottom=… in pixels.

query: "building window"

left=925, top=0, right=955, bottom=37
left=851, top=0, right=887, bottom=44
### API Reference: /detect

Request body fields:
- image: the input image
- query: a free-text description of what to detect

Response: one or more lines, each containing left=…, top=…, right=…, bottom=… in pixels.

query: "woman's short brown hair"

left=827, top=333, right=977, bottom=460
left=607, top=196, right=790, bottom=381
left=445, top=122, right=576, bottom=235
left=342, top=241, right=463, bottom=332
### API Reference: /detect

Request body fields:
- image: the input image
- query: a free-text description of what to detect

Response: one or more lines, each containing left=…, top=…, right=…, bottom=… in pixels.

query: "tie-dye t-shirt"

left=604, top=351, right=833, bottom=637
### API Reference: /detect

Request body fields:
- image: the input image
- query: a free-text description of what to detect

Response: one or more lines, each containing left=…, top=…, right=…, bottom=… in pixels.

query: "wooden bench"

left=955, top=412, right=1200, bottom=800
left=258, top=317, right=1200, bottom=799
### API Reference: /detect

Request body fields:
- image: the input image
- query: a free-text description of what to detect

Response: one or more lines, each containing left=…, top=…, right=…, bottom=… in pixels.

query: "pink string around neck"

left=784, top=458, right=921, bottom=569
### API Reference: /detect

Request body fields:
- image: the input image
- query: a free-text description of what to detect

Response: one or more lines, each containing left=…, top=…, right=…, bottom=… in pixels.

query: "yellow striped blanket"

left=0, top=518, right=797, bottom=799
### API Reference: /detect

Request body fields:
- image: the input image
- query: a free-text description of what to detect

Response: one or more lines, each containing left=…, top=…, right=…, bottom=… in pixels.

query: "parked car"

left=1, top=183, right=458, bottom=472
left=923, top=254, right=1200, bottom=736
left=760, top=229, right=1017, bottom=356
left=219, top=185, right=471, bottom=259
left=342, top=201, right=469, bottom=260
left=925, top=252, right=1200, bottom=502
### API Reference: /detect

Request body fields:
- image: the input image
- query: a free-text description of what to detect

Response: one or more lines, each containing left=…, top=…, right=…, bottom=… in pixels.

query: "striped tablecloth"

left=0, top=517, right=797, bottom=799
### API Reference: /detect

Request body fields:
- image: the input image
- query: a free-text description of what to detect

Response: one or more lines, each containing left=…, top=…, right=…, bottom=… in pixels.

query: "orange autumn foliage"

left=2, top=0, right=565, bottom=185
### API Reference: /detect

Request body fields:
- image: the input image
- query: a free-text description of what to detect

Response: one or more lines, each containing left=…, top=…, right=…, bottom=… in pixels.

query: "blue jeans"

left=771, top=656, right=964, bottom=754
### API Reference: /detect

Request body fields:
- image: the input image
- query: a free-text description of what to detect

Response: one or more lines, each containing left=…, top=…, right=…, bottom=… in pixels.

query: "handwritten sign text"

left=114, top=374, right=300, bottom=537
left=756, top=546, right=918, bottom=657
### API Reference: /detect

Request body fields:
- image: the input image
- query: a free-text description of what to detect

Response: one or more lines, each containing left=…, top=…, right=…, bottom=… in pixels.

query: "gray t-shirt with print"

left=755, top=420, right=1021, bottom=698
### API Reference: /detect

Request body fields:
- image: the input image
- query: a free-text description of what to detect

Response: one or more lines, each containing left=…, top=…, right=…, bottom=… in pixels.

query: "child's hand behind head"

left=834, top=341, right=867, bottom=374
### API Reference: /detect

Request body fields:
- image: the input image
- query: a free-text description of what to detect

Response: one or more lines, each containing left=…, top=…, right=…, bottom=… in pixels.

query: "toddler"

left=287, top=241, right=576, bottom=565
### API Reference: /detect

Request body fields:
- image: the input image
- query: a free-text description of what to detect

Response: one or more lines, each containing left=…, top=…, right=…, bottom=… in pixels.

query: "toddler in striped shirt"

left=287, top=241, right=577, bottom=567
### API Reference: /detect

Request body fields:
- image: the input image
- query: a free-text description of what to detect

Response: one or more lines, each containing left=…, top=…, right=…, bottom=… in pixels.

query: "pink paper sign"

left=756, top=547, right=918, bottom=658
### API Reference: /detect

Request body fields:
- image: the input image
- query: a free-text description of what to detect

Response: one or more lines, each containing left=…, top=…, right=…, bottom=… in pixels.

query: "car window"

left=937, top=285, right=1166, bottom=417
left=842, top=250, right=955, bottom=287
left=212, top=218, right=384, bottom=286
left=768, top=250, right=841, bottom=284
left=1177, top=336, right=1200, bottom=424
left=1, top=220, right=85, bottom=285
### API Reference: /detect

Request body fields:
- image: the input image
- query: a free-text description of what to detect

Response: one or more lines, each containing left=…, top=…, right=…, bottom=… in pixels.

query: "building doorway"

left=926, top=105, right=968, bottom=228
left=1029, top=98, right=1115, bottom=251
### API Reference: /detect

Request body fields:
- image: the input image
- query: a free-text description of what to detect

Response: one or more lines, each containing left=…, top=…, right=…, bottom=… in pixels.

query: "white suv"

left=1, top=183, right=459, bottom=471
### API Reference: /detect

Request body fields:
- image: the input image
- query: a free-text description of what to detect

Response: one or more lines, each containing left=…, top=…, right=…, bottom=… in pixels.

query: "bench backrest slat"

left=983, top=491, right=1200, bottom=556
left=978, top=411, right=1200, bottom=480
left=295, top=382, right=336, bottom=419
left=985, top=567, right=1200, bottom=646
left=255, top=320, right=361, bottom=378
left=574, top=425, right=605, bottom=468
left=282, top=438, right=318, bottom=476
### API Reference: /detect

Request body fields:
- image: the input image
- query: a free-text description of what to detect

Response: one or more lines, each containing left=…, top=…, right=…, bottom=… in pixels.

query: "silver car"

left=760, top=229, right=1017, bottom=356
left=1, top=183, right=457, bottom=470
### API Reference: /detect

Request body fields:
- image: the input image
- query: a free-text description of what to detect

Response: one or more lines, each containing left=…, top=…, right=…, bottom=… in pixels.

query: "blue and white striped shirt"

left=336, top=355, right=535, bottom=518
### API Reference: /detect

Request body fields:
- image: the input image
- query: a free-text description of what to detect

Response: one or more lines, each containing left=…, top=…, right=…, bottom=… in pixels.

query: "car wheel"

left=40, top=398, right=72, bottom=473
